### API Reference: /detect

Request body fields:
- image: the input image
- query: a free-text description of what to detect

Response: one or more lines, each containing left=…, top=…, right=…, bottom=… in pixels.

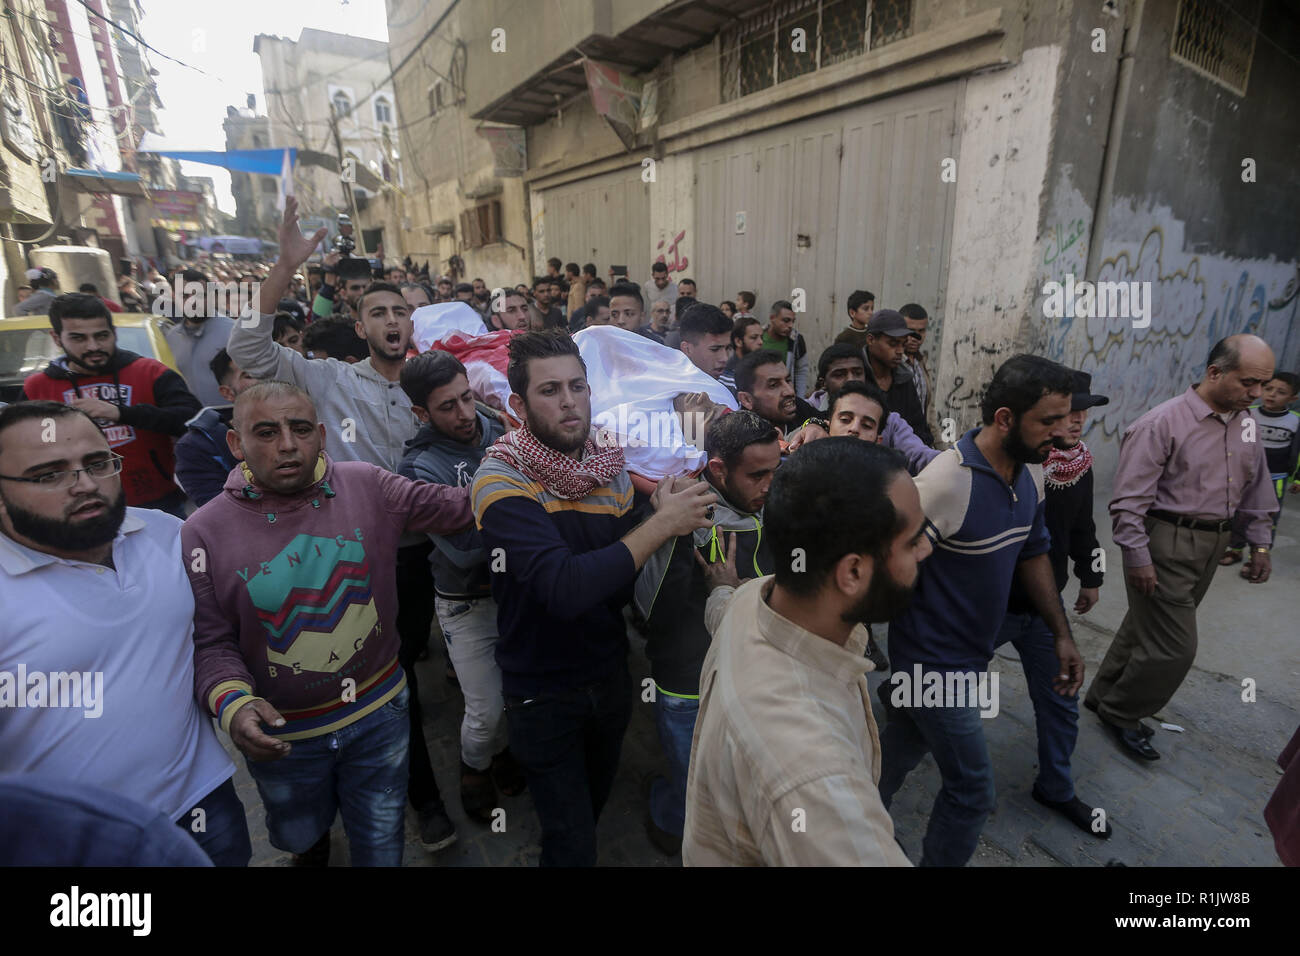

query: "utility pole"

left=329, top=103, right=368, bottom=258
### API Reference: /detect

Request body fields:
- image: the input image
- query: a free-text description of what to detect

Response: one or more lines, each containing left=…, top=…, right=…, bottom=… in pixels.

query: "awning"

left=63, top=168, right=148, bottom=198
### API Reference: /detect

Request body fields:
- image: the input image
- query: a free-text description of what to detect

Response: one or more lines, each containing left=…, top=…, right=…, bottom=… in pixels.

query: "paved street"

left=229, top=498, right=1296, bottom=867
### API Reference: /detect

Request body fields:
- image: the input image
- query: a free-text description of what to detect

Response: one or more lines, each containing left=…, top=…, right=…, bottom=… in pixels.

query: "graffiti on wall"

left=1049, top=226, right=1296, bottom=438
left=943, top=327, right=1016, bottom=417
left=654, top=229, right=689, bottom=274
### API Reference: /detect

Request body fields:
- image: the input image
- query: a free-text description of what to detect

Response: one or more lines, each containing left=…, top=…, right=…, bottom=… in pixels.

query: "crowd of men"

left=2, top=196, right=1297, bottom=867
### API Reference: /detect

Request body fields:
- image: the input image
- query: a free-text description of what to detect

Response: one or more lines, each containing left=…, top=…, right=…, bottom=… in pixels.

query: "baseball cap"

left=1069, top=369, right=1109, bottom=411
left=866, top=309, right=912, bottom=337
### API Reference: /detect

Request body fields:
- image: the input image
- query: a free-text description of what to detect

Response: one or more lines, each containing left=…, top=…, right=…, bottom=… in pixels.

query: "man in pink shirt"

left=1087, top=334, right=1277, bottom=760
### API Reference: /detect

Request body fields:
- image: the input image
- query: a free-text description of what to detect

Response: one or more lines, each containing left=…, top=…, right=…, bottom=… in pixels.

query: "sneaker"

left=460, top=760, right=498, bottom=824
left=418, top=800, right=458, bottom=852
left=490, top=748, right=527, bottom=797
left=290, top=831, right=331, bottom=867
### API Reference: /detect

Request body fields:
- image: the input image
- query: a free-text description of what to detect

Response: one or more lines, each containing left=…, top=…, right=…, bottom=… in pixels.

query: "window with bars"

left=1170, top=0, right=1259, bottom=96
left=460, top=200, right=503, bottom=249
left=722, top=0, right=913, bottom=102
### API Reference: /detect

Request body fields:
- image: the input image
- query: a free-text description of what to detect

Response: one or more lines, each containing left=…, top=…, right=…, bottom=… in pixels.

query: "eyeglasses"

left=0, top=454, right=125, bottom=490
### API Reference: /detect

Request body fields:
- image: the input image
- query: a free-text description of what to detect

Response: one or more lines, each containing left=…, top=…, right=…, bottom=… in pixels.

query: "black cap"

left=1069, top=369, right=1109, bottom=411
left=866, top=309, right=911, bottom=337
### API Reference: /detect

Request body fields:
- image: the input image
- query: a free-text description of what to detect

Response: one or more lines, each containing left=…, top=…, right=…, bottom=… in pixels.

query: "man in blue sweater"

left=471, top=330, right=716, bottom=866
left=173, top=349, right=257, bottom=508
left=876, top=355, right=1084, bottom=866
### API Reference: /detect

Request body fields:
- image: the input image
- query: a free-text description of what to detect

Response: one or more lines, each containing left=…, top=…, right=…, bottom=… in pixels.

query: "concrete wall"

left=1027, top=0, right=1300, bottom=483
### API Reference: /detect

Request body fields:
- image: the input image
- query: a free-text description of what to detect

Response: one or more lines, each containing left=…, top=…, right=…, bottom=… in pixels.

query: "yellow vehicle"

left=0, top=312, right=178, bottom=404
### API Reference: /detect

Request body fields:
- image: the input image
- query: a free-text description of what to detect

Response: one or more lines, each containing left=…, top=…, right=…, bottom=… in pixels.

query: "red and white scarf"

left=1043, top=440, right=1093, bottom=489
left=485, top=424, right=626, bottom=500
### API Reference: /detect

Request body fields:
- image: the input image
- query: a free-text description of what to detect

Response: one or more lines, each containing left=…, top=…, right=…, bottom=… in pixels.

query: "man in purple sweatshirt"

left=182, top=381, right=473, bottom=866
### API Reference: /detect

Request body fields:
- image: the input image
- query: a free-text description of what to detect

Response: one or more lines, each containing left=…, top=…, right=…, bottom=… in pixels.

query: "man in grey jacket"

left=162, top=269, right=234, bottom=408
left=398, top=351, right=526, bottom=821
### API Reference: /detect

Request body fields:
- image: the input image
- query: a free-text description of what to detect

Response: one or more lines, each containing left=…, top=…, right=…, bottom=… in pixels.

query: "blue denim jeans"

left=876, top=679, right=995, bottom=867
left=505, top=668, right=633, bottom=867
left=649, top=690, right=699, bottom=837
left=177, top=776, right=252, bottom=866
left=246, top=686, right=411, bottom=866
left=994, top=611, right=1078, bottom=802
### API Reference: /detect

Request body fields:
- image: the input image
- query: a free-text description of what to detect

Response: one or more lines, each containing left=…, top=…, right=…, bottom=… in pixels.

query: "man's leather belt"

left=1148, top=509, right=1231, bottom=533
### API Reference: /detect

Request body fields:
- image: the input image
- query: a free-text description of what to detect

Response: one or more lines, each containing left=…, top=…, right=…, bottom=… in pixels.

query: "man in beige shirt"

left=684, top=438, right=931, bottom=866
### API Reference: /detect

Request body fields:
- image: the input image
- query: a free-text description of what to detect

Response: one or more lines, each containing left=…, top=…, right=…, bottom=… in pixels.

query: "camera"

left=333, top=213, right=356, bottom=255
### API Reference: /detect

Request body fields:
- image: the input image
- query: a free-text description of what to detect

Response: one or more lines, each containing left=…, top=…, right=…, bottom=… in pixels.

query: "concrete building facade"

left=254, top=28, right=404, bottom=259
left=435, top=0, right=1299, bottom=478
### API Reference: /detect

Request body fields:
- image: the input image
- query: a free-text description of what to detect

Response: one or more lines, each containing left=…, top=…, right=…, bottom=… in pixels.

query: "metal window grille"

left=1170, top=0, right=1260, bottom=96
left=722, top=0, right=913, bottom=102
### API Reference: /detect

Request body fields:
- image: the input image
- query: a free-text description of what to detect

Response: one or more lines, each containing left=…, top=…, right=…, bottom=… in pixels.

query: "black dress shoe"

left=1032, top=788, right=1112, bottom=838
left=1109, top=723, right=1160, bottom=760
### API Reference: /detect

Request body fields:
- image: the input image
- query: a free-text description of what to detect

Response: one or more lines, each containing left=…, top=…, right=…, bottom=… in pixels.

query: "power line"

left=72, top=0, right=215, bottom=78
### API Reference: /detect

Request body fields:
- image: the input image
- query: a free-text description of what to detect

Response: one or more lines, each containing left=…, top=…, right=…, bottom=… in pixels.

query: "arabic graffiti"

left=655, top=229, right=689, bottom=273
left=1042, top=217, right=1087, bottom=267
left=1053, top=226, right=1295, bottom=439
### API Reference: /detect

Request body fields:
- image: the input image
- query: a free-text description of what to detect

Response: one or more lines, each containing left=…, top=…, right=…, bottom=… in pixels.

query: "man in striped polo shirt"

left=876, top=355, right=1084, bottom=866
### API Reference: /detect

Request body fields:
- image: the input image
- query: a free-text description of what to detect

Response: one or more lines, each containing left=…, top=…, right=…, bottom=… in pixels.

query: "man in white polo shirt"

left=0, top=401, right=247, bottom=866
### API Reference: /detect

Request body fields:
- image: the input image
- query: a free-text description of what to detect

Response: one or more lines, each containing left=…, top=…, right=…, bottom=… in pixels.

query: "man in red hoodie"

left=182, top=381, right=473, bottom=866
left=22, top=293, right=200, bottom=516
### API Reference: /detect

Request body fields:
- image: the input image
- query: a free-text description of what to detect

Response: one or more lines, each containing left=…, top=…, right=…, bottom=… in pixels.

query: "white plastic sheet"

left=574, top=325, right=738, bottom=478
left=411, top=301, right=487, bottom=352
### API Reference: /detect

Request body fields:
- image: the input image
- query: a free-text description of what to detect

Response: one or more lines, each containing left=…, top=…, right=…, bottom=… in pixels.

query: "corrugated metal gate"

left=536, top=166, right=651, bottom=276
left=693, top=80, right=960, bottom=356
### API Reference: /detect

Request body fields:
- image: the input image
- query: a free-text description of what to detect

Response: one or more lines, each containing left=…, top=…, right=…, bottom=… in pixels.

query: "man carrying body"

left=487, top=288, right=531, bottom=332
left=1088, top=335, right=1278, bottom=759
left=677, top=304, right=734, bottom=380
left=734, top=350, right=821, bottom=443
left=472, top=330, right=715, bottom=866
left=23, top=293, right=200, bottom=517
left=876, top=355, right=1083, bottom=866
left=398, top=352, right=527, bottom=821
left=683, top=438, right=929, bottom=866
left=183, top=382, right=473, bottom=866
left=607, top=282, right=645, bottom=333
left=635, top=410, right=779, bottom=855
left=0, top=402, right=249, bottom=865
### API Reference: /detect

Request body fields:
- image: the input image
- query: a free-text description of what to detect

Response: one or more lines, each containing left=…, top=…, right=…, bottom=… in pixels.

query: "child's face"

left=1260, top=379, right=1297, bottom=412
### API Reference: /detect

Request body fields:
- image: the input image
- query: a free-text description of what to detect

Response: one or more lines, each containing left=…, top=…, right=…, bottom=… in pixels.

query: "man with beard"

left=995, top=368, right=1111, bottom=836
left=486, top=288, right=531, bottom=331
left=876, top=354, right=1082, bottom=867
left=683, top=438, right=929, bottom=866
left=634, top=410, right=779, bottom=856
left=0, top=402, right=249, bottom=865
left=22, top=293, right=201, bottom=517
left=226, top=198, right=459, bottom=858
left=182, top=382, right=472, bottom=867
left=733, top=350, right=822, bottom=444
left=472, top=330, right=716, bottom=866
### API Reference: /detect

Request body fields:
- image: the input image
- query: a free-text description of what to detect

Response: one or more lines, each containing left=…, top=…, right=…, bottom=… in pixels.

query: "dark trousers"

left=396, top=541, right=442, bottom=810
left=505, top=667, right=634, bottom=867
left=178, top=777, right=252, bottom=866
